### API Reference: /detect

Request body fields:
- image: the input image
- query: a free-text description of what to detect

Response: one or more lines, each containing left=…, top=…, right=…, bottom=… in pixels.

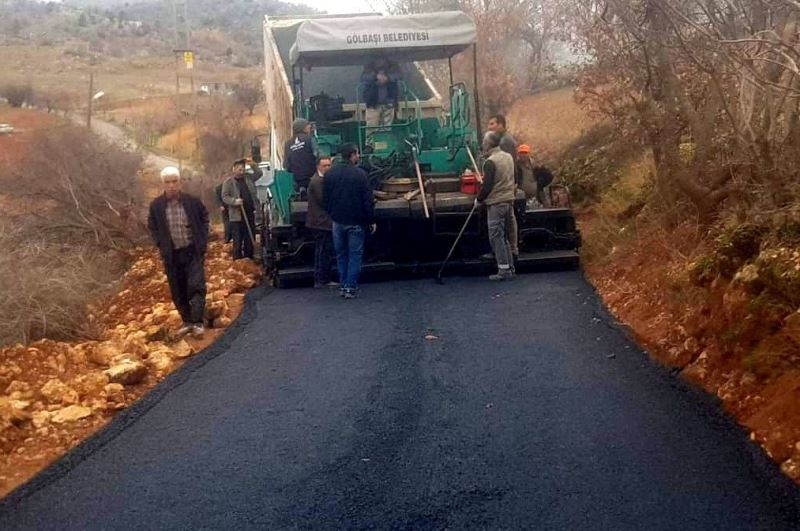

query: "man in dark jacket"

left=284, top=118, right=318, bottom=195
left=307, top=156, right=337, bottom=288
left=147, top=166, right=209, bottom=337
left=323, top=143, right=375, bottom=299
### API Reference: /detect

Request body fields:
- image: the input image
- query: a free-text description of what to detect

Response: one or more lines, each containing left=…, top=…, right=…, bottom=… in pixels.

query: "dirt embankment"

left=0, top=241, right=261, bottom=498
left=514, top=88, right=800, bottom=484
left=588, top=228, right=800, bottom=482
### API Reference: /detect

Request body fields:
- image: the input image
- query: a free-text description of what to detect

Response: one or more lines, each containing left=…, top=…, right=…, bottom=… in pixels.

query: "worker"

left=516, top=144, right=539, bottom=204
left=487, top=114, right=520, bottom=260
left=307, top=156, right=338, bottom=288
left=476, top=132, right=516, bottom=281
left=222, top=158, right=260, bottom=261
left=284, top=118, right=318, bottom=196
left=147, top=166, right=209, bottom=338
left=361, top=58, right=401, bottom=128
left=324, top=143, right=376, bottom=299
left=487, top=114, right=517, bottom=159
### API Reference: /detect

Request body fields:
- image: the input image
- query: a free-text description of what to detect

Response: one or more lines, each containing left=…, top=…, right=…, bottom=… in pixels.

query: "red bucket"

left=461, top=173, right=478, bottom=195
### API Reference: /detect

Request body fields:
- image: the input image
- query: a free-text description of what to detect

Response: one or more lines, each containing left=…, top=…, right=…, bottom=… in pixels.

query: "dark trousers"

left=231, top=215, right=255, bottom=260
left=222, top=210, right=232, bottom=243
left=165, top=246, right=206, bottom=325
left=313, top=229, right=335, bottom=285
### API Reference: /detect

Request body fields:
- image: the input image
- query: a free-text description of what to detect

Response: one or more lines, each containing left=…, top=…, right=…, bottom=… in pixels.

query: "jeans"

left=487, top=202, right=513, bottom=270
left=313, top=229, right=335, bottom=285
left=164, top=247, right=206, bottom=325
left=332, top=223, right=366, bottom=291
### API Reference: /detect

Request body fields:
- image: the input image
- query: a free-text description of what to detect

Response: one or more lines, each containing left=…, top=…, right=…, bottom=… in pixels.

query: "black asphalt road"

left=2, top=273, right=800, bottom=530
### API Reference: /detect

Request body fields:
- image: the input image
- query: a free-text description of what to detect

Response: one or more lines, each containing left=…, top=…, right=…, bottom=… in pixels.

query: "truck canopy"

left=288, top=11, right=477, bottom=67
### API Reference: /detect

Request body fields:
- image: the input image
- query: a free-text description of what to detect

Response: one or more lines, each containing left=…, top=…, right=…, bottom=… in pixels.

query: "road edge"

left=0, top=284, right=272, bottom=511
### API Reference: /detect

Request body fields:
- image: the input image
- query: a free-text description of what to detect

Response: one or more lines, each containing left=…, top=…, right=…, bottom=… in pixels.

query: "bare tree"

left=0, top=124, right=146, bottom=249
left=234, top=76, right=263, bottom=116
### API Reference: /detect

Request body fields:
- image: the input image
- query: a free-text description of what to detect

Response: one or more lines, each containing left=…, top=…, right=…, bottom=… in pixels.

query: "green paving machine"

left=260, top=11, right=580, bottom=287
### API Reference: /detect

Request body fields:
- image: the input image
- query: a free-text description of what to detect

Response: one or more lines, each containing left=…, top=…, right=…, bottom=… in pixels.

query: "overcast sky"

left=286, top=0, right=389, bottom=15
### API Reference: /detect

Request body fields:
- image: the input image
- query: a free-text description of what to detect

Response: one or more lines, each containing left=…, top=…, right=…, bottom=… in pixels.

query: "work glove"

left=474, top=198, right=481, bottom=208
left=369, top=223, right=377, bottom=235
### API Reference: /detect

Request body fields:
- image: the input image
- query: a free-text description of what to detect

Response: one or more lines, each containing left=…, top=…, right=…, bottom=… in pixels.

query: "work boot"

left=343, top=288, right=357, bottom=300
left=480, top=252, right=495, bottom=261
left=191, top=324, right=205, bottom=338
left=176, top=324, right=193, bottom=337
left=489, top=269, right=515, bottom=281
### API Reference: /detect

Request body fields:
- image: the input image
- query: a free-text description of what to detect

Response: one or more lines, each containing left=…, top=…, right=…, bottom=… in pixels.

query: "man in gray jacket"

left=476, top=132, right=516, bottom=281
left=488, top=114, right=520, bottom=260
left=222, top=158, right=260, bottom=260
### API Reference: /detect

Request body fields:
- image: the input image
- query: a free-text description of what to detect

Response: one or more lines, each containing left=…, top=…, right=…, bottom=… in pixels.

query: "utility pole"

left=86, top=71, right=94, bottom=129
left=172, top=0, right=194, bottom=171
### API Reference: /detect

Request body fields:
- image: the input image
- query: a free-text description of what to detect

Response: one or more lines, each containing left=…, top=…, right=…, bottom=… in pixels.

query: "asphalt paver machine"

left=260, top=11, right=580, bottom=287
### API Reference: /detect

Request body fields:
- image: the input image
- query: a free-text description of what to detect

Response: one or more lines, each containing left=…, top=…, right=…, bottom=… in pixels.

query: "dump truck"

left=260, top=11, right=580, bottom=287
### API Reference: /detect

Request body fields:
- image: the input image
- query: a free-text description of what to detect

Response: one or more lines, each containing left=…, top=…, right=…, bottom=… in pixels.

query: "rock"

left=89, top=398, right=108, bottom=412
left=212, top=316, right=232, bottom=329
left=205, top=300, right=227, bottom=320
left=0, top=398, right=32, bottom=431
left=146, top=350, right=174, bottom=374
left=104, top=383, right=125, bottom=404
left=144, top=324, right=167, bottom=342
left=171, top=340, right=194, bottom=359
left=66, top=346, right=88, bottom=365
left=40, top=379, right=79, bottom=405
left=50, top=405, right=92, bottom=424
left=104, top=360, right=148, bottom=386
left=5, top=381, right=31, bottom=398
left=72, top=373, right=110, bottom=399
left=31, top=410, right=52, bottom=428
left=228, top=293, right=245, bottom=306
left=732, top=264, right=763, bottom=292
left=88, top=342, right=118, bottom=367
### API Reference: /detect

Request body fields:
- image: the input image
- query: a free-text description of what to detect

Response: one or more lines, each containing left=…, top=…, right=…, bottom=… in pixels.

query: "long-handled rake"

left=435, top=201, right=479, bottom=284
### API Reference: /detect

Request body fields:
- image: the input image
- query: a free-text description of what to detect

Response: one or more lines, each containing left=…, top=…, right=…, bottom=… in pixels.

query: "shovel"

left=240, top=203, right=262, bottom=264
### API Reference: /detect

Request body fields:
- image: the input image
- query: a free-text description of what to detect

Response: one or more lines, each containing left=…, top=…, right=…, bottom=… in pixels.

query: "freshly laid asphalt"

left=1, top=272, right=800, bottom=530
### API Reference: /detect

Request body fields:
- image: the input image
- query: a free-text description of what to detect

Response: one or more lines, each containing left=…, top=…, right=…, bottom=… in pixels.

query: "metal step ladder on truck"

left=256, top=10, right=580, bottom=287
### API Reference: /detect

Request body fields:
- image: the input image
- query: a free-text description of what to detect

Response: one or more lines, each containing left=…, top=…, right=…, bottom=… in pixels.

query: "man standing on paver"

left=487, top=114, right=520, bottom=261
left=307, top=156, right=338, bottom=288
left=284, top=118, right=318, bottom=196
left=147, top=166, right=209, bottom=337
left=222, top=158, right=260, bottom=261
left=476, top=132, right=516, bottom=281
left=324, top=143, right=375, bottom=299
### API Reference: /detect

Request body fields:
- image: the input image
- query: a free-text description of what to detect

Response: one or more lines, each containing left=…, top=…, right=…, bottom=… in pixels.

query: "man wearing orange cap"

left=517, top=144, right=553, bottom=208
left=517, top=144, right=539, bottom=201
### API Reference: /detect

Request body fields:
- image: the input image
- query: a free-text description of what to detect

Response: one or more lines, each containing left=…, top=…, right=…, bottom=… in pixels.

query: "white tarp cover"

left=289, top=11, right=477, bottom=66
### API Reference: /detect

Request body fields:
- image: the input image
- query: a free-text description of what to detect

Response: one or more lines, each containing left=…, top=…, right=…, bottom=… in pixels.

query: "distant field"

left=0, top=44, right=260, bottom=103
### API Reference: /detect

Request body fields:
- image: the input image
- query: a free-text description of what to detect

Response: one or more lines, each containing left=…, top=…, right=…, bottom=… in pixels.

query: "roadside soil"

left=0, top=240, right=262, bottom=498
left=514, top=89, right=800, bottom=484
